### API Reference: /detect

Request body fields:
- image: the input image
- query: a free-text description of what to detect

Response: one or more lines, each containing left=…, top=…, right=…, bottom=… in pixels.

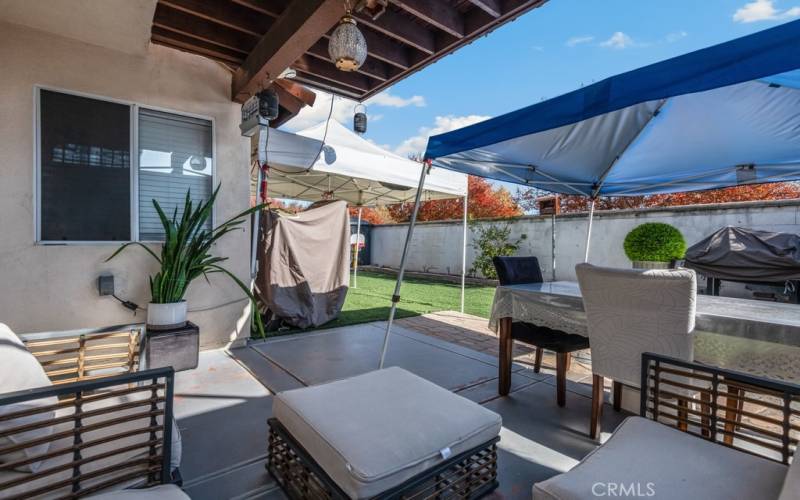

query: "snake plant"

left=108, top=185, right=265, bottom=335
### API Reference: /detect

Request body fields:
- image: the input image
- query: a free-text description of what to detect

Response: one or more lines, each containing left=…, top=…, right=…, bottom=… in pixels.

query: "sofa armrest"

left=0, top=367, right=175, bottom=498
left=20, top=325, right=143, bottom=385
left=641, top=352, right=800, bottom=465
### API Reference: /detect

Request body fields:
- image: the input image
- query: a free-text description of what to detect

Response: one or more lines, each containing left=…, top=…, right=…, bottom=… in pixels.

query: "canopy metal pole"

left=250, top=164, right=264, bottom=278
left=583, top=199, right=596, bottom=263
left=354, top=206, right=362, bottom=289
left=460, top=191, right=468, bottom=314
left=551, top=213, right=556, bottom=281
left=379, top=162, right=430, bottom=369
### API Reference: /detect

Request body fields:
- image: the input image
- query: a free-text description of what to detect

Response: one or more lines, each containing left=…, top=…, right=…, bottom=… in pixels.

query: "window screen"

left=138, top=109, right=213, bottom=241
left=39, top=90, right=131, bottom=241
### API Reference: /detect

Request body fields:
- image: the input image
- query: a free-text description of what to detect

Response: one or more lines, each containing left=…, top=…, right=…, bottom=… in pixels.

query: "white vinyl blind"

left=138, top=108, right=213, bottom=241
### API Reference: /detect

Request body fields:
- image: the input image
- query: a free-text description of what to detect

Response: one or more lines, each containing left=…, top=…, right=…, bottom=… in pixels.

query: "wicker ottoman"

left=268, top=367, right=502, bottom=499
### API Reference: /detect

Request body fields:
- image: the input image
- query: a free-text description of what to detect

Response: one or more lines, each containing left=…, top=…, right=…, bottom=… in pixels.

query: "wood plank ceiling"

left=151, top=0, right=548, bottom=109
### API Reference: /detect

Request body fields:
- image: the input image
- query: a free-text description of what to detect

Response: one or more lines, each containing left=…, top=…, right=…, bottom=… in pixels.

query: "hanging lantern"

left=328, top=14, right=367, bottom=72
left=353, top=104, right=367, bottom=134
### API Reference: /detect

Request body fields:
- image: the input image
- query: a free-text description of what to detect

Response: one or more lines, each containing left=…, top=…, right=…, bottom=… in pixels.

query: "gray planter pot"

left=631, top=260, right=671, bottom=270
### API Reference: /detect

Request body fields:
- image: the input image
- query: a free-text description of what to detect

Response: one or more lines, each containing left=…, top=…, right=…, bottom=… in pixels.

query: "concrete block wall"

left=369, top=200, right=800, bottom=282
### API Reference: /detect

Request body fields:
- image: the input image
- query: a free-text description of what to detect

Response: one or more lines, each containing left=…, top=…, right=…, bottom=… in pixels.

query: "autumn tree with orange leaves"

left=383, top=176, right=522, bottom=222
left=514, top=182, right=800, bottom=214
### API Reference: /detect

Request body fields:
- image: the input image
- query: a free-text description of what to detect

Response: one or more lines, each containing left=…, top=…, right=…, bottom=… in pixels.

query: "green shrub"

left=470, top=223, right=527, bottom=279
left=623, top=223, right=686, bottom=262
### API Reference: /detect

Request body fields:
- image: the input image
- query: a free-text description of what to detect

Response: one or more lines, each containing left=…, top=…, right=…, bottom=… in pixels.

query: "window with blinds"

left=138, top=109, right=213, bottom=241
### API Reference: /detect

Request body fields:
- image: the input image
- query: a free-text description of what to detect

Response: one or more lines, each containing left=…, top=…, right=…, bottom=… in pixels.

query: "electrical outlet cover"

left=98, top=275, right=115, bottom=296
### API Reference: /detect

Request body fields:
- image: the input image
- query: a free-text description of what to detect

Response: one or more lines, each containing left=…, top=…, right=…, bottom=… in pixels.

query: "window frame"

left=34, top=85, right=216, bottom=245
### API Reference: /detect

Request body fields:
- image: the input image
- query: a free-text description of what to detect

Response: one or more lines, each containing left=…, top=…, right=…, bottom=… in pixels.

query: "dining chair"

left=493, top=256, right=590, bottom=407
left=575, top=263, right=697, bottom=439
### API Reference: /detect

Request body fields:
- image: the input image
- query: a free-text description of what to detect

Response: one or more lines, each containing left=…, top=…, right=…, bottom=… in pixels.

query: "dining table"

left=490, top=281, right=800, bottom=393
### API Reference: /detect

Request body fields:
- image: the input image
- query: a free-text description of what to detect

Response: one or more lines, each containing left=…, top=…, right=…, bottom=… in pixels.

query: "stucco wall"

left=0, top=22, right=252, bottom=347
left=370, top=200, right=800, bottom=284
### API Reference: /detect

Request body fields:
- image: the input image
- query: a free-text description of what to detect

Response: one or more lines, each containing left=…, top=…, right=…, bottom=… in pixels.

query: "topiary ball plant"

left=623, top=222, right=687, bottom=263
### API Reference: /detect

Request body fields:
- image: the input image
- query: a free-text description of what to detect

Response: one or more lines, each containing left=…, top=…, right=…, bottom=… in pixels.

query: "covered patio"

left=2, top=1, right=800, bottom=499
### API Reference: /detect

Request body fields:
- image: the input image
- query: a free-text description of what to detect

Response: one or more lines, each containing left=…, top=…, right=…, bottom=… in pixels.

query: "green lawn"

left=271, top=272, right=496, bottom=334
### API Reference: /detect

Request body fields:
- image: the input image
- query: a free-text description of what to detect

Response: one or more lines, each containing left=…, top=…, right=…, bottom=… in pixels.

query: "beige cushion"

left=273, top=367, right=502, bottom=499
left=0, top=323, right=57, bottom=472
left=0, top=391, right=171, bottom=499
left=87, top=484, right=189, bottom=499
left=779, top=456, right=800, bottom=500
left=533, top=416, right=787, bottom=500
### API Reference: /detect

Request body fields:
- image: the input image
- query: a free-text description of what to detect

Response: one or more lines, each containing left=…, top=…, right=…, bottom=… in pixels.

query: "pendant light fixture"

left=328, top=2, right=367, bottom=72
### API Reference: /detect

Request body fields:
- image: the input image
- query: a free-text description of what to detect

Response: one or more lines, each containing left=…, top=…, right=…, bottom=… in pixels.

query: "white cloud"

left=366, top=91, right=426, bottom=108
left=565, top=35, right=594, bottom=47
left=282, top=89, right=423, bottom=132
left=733, top=0, right=800, bottom=22
left=665, top=30, right=688, bottom=42
left=600, top=31, right=635, bottom=49
left=531, top=45, right=545, bottom=52
left=394, top=115, right=491, bottom=158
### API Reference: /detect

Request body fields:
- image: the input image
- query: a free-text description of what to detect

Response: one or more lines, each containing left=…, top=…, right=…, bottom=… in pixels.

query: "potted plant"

left=108, top=186, right=264, bottom=335
left=623, top=222, right=686, bottom=269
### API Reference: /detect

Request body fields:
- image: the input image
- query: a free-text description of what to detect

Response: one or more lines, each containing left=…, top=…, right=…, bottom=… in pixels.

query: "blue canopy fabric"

left=424, top=20, right=800, bottom=197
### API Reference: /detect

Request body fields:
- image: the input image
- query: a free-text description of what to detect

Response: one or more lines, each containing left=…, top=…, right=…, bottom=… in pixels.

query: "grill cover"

left=684, top=226, right=800, bottom=282
left=256, top=200, right=350, bottom=329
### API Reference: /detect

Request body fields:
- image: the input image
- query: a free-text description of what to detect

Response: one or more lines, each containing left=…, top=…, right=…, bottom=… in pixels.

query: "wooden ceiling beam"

left=230, top=0, right=288, bottom=18
left=390, top=0, right=465, bottom=38
left=153, top=4, right=258, bottom=53
left=467, top=0, right=502, bottom=18
left=232, top=0, right=345, bottom=102
left=351, top=26, right=412, bottom=69
left=271, top=83, right=304, bottom=115
left=292, top=55, right=373, bottom=93
left=274, top=78, right=317, bottom=107
left=158, top=0, right=272, bottom=37
left=353, top=9, right=435, bottom=55
left=292, top=73, right=363, bottom=100
left=151, top=27, right=247, bottom=64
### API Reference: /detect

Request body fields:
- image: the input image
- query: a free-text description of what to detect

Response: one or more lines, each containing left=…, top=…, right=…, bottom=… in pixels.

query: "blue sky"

left=283, top=0, right=799, bottom=167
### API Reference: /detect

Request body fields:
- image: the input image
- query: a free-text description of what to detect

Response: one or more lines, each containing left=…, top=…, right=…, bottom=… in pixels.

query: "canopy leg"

left=584, top=199, right=596, bottom=263
left=250, top=164, right=264, bottom=278
left=379, top=162, right=430, bottom=369
left=461, top=192, right=468, bottom=314
left=551, top=213, right=557, bottom=281
left=354, top=206, right=362, bottom=289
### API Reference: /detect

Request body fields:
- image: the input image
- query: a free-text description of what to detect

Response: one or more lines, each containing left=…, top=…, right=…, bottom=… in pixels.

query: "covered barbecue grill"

left=684, top=226, right=800, bottom=303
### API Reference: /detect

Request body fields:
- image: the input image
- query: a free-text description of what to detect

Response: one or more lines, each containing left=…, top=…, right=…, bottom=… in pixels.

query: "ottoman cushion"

left=273, top=367, right=502, bottom=499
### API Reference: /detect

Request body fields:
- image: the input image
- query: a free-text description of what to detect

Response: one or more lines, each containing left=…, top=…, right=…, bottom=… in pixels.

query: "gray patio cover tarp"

left=256, top=200, right=350, bottom=328
left=685, top=226, right=800, bottom=282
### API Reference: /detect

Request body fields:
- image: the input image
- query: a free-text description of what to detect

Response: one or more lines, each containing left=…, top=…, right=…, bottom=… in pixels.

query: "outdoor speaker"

left=259, top=88, right=280, bottom=121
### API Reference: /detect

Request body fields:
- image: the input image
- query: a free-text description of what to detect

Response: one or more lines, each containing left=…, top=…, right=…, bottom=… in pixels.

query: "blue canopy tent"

left=378, top=20, right=800, bottom=368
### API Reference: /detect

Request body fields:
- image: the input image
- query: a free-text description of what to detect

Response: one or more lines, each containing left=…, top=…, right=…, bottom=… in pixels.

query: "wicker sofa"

left=0, top=323, right=186, bottom=499
left=533, top=353, right=800, bottom=500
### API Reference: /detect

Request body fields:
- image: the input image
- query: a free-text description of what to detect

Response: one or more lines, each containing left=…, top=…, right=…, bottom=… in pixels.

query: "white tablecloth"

left=488, top=282, right=800, bottom=382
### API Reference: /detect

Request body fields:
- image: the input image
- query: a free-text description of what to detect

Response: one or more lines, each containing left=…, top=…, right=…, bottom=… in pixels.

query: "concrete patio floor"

left=174, top=316, right=630, bottom=499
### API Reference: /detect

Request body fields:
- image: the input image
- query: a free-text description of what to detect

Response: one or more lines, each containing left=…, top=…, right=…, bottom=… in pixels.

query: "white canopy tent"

left=253, top=119, right=470, bottom=312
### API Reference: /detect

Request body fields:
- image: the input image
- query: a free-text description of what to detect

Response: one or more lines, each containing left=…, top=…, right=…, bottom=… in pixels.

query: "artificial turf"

left=265, top=271, right=496, bottom=335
